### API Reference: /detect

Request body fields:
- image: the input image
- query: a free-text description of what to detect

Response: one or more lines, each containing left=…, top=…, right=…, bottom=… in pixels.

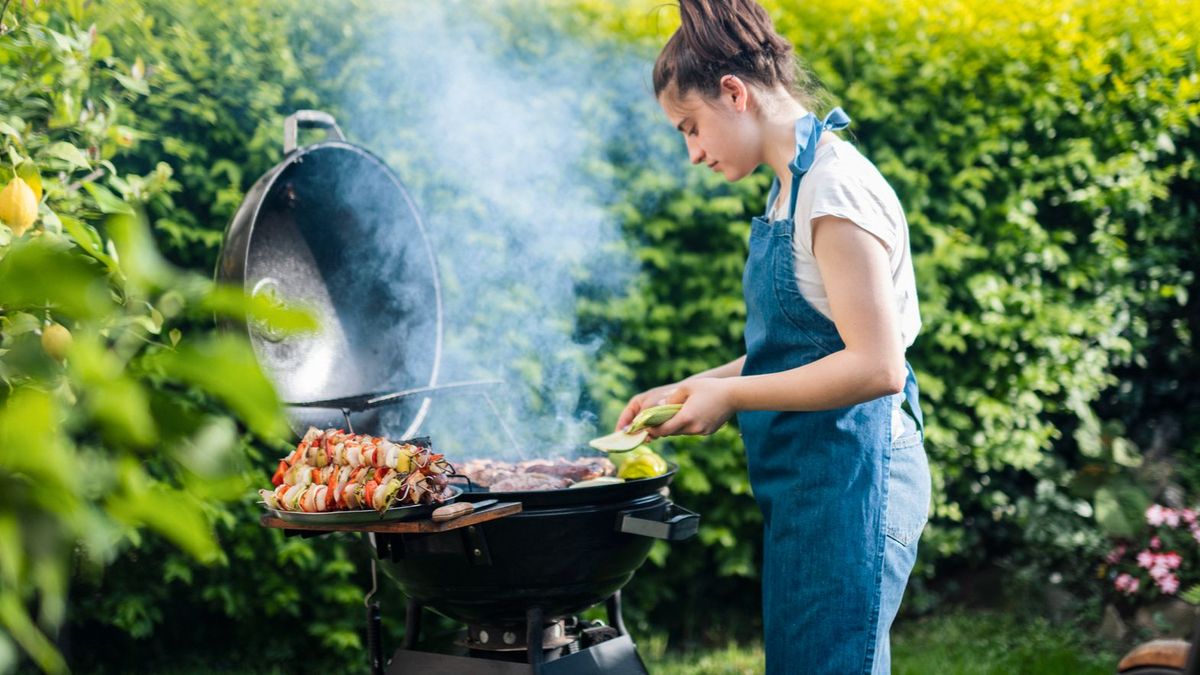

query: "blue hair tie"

left=788, top=107, right=851, bottom=178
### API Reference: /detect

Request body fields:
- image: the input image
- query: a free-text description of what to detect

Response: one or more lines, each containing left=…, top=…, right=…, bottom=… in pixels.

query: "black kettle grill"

left=217, top=110, right=699, bottom=675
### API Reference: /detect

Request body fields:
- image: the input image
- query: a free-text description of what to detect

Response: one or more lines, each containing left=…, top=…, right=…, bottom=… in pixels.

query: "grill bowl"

left=376, top=467, right=677, bottom=625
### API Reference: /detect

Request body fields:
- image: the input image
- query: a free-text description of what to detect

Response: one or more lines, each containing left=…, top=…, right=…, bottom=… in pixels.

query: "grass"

left=110, top=608, right=1124, bottom=674
left=642, top=609, right=1120, bottom=675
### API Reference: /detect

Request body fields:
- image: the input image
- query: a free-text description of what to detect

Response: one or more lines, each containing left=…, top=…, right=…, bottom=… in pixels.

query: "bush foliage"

left=0, top=0, right=1196, bottom=671
left=0, top=2, right=319, bottom=672
left=580, top=0, right=1200, bottom=630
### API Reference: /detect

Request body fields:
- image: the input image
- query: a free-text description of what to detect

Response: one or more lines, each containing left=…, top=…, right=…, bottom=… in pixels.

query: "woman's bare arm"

left=651, top=215, right=907, bottom=437
left=728, top=214, right=906, bottom=411
left=686, top=355, right=746, bottom=380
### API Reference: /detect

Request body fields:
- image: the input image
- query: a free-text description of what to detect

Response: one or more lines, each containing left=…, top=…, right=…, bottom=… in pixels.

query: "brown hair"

left=653, top=0, right=815, bottom=105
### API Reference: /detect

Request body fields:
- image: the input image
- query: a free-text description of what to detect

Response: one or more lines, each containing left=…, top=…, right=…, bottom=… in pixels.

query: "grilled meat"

left=457, top=456, right=616, bottom=491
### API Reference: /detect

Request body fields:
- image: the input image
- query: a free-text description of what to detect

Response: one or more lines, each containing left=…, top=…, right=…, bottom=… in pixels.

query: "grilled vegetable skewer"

left=260, top=428, right=454, bottom=513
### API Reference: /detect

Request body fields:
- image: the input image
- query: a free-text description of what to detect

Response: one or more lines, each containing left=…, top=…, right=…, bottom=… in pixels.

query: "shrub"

left=0, top=2, right=314, bottom=672
left=574, top=0, right=1200, bottom=627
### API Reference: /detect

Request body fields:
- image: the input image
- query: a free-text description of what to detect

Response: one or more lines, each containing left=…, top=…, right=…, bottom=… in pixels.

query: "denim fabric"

left=736, top=124, right=931, bottom=673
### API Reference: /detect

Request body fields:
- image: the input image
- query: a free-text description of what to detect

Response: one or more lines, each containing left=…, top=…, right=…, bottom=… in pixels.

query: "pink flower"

left=1115, top=573, right=1139, bottom=595
left=1128, top=577, right=1140, bottom=593
left=1164, top=509, right=1181, bottom=528
left=1182, top=509, right=1197, bottom=525
left=1150, top=564, right=1170, bottom=581
left=1147, top=504, right=1166, bottom=526
left=1192, top=525, right=1200, bottom=544
left=1161, top=552, right=1183, bottom=569
left=1137, top=550, right=1155, bottom=568
left=1158, top=573, right=1180, bottom=595
left=1105, top=545, right=1127, bottom=564
left=1150, top=536, right=1162, bottom=550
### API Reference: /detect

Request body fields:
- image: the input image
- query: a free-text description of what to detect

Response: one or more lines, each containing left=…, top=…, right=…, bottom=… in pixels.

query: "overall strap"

left=764, top=176, right=781, bottom=218
left=901, top=361, right=924, bottom=434
left=786, top=107, right=851, bottom=220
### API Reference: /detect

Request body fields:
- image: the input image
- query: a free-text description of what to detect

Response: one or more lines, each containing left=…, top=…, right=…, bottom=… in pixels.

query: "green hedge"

left=42, top=3, right=410, bottom=673
left=0, top=2, right=318, bottom=672
left=777, top=0, right=1200, bottom=600
left=582, top=0, right=1200, bottom=627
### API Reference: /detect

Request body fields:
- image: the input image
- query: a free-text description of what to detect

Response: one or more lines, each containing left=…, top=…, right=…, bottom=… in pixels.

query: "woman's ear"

left=719, top=75, right=749, bottom=113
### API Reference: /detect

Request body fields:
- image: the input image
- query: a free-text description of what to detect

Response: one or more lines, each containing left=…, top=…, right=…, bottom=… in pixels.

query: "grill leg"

left=526, top=606, right=545, bottom=673
left=606, top=591, right=628, bottom=637
left=402, top=599, right=422, bottom=650
left=365, top=558, right=384, bottom=675
left=366, top=601, right=383, bottom=675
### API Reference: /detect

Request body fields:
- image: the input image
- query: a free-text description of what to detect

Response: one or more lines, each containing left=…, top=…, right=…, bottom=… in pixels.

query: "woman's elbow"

left=876, top=361, right=907, bottom=396
left=846, top=348, right=907, bottom=398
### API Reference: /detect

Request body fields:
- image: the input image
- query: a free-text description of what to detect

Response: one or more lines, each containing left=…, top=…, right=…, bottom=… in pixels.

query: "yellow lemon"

left=0, top=177, right=38, bottom=236
left=617, top=449, right=668, bottom=480
left=41, top=323, right=73, bottom=361
left=16, top=164, right=42, bottom=203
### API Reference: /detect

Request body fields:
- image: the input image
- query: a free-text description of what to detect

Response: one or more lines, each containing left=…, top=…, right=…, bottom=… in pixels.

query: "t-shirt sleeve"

left=808, top=164, right=898, bottom=254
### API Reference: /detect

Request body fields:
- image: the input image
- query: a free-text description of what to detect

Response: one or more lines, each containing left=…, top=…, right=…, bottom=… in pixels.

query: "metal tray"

left=261, top=486, right=461, bottom=524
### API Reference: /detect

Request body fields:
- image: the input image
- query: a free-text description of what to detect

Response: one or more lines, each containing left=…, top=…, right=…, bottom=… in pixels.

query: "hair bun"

left=655, top=0, right=796, bottom=99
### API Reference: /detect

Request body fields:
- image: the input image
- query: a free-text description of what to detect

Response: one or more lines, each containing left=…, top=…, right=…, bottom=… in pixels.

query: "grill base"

left=386, top=592, right=648, bottom=675
left=386, top=634, right=647, bottom=675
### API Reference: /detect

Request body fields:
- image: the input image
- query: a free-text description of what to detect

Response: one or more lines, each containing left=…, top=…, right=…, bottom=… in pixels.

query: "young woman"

left=615, top=1, right=931, bottom=672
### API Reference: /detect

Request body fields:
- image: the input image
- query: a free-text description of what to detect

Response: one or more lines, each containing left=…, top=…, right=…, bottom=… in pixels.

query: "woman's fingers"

left=646, top=386, right=690, bottom=438
left=615, top=397, right=644, bottom=432
left=615, top=384, right=687, bottom=433
left=645, top=381, right=735, bottom=438
left=647, top=412, right=687, bottom=438
left=664, top=386, right=689, bottom=405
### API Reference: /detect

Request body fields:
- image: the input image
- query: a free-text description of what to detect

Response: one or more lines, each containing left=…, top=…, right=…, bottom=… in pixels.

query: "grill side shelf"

left=260, top=502, right=521, bottom=534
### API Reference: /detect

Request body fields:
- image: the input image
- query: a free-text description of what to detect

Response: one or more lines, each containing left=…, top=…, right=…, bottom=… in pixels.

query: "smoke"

left=322, top=1, right=670, bottom=459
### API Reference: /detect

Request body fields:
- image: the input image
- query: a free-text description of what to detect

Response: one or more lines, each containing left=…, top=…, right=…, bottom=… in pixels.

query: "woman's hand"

left=646, top=378, right=738, bottom=438
left=615, top=382, right=682, bottom=432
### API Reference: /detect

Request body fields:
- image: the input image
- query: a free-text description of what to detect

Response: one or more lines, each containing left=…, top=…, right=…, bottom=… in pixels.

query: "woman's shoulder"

left=799, top=141, right=907, bottom=252
left=807, top=142, right=903, bottom=210
left=811, top=141, right=888, bottom=185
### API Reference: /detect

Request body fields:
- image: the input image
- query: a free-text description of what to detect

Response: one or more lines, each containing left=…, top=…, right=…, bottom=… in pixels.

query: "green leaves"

left=0, top=235, right=114, bottom=318
left=1182, top=584, right=1200, bottom=606
left=105, top=459, right=220, bottom=563
left=84, top=183, right=135, bottom=215
left=565, top=0, right=1200, bottom=631
left=69, top=332, right=158, bottom=447
left=1093, top=484, right=1151, bottom=540
left=43, top=141, right=90, bottom=171
left=200, top=284, right=320, bottom=335
left=0, top=390, right=75, bottom=675
left=148, top=335, right=287, bottom=440
left=0, top=390, right=74, bottom=508
left=0, top=5, right=319, bottom=671
left=106, top=211, right=171, bottom=289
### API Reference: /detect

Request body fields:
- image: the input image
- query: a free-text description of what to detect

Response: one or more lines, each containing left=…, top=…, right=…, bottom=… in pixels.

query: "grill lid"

left=217, top=110, right=443, bottom=437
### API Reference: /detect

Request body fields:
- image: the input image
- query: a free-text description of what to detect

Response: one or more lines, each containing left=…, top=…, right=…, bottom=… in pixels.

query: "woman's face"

left=659, top=81, right=762, bottom=182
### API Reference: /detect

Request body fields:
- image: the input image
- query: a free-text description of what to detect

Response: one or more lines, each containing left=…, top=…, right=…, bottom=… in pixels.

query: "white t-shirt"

left=768, top=139, right=922, bottom=439
left=768, top=139, right=921, bottom=349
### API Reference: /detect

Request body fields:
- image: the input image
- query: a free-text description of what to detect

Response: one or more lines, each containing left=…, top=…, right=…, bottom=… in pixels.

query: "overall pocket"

left=885, top=409, right=930, bottom=547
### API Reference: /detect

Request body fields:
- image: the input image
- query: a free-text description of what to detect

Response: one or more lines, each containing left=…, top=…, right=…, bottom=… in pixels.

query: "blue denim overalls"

left=735, top=108, right=931, bottom=674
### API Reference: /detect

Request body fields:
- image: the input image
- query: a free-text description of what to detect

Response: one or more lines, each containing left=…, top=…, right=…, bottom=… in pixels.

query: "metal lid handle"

left=283, top=110, right=346, bottom=154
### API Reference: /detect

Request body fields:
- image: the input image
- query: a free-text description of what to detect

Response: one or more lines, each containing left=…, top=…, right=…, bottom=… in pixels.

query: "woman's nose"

left=685, top=137, right=705, bottom=165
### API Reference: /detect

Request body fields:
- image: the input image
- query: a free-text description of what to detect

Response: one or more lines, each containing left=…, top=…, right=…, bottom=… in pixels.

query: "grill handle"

left=283, top=109, right=346, bottom=154
left=618, top=503, right=699, bottom=541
